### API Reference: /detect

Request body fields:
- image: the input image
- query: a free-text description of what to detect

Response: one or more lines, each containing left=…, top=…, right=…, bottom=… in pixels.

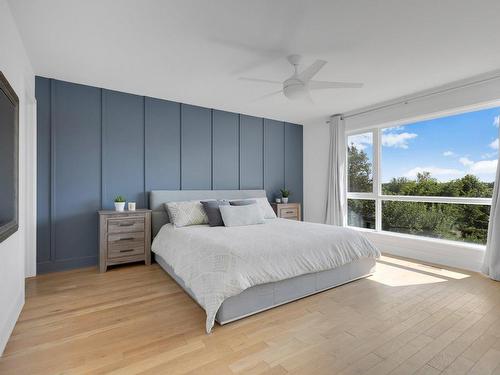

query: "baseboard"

left=37, top=255, right=98, bottom=274
left=0, top=290, right=24, bottom=357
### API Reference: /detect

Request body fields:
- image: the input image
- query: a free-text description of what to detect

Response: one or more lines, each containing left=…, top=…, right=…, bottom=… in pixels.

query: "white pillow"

left=164, top=200, right=209, bottom=227
left=219, top=204, right=265, bottom=227
left=233, top=197, right=277, bottom=219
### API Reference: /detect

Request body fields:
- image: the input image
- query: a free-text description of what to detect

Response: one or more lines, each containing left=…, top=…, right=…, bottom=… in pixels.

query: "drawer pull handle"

left=284, top=210, right=295, bottom=214
left=120, top=249, right=134, bottom=253
left=118, top=237, right=134, bottom=241
left=118, top=223, right=134, bottom=227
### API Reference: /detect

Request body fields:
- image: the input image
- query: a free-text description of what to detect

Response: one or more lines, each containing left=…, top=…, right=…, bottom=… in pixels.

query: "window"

left=382, top=201, right=490, bottom=244
left=348, top=132, right=373, bottom=193
left=348, top=199, right=375, bottom=229
left=346, top=106, right=499, bottom=245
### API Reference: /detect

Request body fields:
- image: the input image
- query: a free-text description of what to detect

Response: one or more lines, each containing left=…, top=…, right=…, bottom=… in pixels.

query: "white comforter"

left=152, top=219, right=380, bottom=333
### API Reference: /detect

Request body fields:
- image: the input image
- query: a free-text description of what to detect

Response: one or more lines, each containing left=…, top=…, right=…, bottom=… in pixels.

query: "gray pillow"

left=219, top=204, right=265, bottom=227
left=201, top=200, right=230, bottom=227
left=229, top=199, right=257, bottom=206
left=230, top=198, right=277, bottom=219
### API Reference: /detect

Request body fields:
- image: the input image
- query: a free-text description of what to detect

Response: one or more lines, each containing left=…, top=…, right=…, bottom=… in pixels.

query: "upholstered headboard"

left=149, top=190, right=268, bottom=237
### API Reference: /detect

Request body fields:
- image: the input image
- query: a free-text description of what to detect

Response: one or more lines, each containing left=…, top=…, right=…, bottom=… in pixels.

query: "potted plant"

left=280, top=188, right=291, bottom=204
left=114, top=195, right=126, bottom=212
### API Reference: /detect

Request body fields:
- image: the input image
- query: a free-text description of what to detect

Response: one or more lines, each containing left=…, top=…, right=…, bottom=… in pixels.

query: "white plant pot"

left=282, top=197, right=289, bottom=204
left=114, top=202, right=125, bottom=212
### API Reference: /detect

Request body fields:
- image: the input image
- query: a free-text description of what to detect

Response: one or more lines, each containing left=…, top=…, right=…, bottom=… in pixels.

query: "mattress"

left=152, top=218, right=380, bottom=332
left=156, top=254, right=376, bottom=324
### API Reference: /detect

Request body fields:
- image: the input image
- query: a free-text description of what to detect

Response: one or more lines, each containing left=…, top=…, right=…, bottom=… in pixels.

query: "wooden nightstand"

left=271, top=203, right=301, bottom=221
left=98, top=209, right=152, bottom=272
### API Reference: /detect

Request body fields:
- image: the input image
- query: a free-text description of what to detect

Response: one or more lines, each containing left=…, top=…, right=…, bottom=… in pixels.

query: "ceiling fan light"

left=283, top=81, right=307, bottom=100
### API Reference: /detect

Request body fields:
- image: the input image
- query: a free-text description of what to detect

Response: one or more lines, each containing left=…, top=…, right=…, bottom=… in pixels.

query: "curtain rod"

left=335, top=71, right=500, bottom=122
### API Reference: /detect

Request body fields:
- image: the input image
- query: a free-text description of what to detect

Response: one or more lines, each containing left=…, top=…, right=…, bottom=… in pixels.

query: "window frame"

left=346, top=119, right=494, bottom=246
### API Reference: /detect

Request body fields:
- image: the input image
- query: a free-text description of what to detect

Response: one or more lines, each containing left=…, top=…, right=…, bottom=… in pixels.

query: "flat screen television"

left=0, top=72, right=19, bottom=243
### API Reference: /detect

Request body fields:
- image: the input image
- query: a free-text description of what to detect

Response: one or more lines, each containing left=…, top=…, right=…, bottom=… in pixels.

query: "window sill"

left=347, top=226, right=485, bottom=272
left=347, top=226, right=486, bottom=251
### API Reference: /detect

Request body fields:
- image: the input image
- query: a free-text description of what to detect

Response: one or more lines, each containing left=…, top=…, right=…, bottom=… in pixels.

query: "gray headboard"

left=149, top=190, right=267, bottom=237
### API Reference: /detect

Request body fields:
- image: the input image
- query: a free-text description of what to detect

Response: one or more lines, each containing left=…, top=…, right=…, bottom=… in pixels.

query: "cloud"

left=490, top=138, right=499, bottom=150
left=469, top=159, right=498, bottom=175
left=404, top=158, right=498, bottom=182
left=349, top=128, right=417, bottom=150
left=348, top=133, right=372, bottom=150
left=443, top=151, right=455, bottom=157
left=459, top=157, right=474, bottom=167
left=494, top=115, right=500, bottom=128
left=482, top=152, right=497, bottom=159
left=382, top=125, right=405, bottom=133
left=404, top=166, right=464, bottom=180
left=382, top=132, right=417, bottom=149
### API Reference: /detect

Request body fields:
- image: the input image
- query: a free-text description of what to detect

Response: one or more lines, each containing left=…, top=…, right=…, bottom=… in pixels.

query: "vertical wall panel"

left=212, top=110, right=239, bottom=189
left=285, top=123, right=303, bottom=206
left=145, top=98, right=181, bottom=192
left=181, top=104, right=212, bottom=189
left=35, top=77, right=303, bottom=273
left=35, top=77, right=51, bottom=264
left=240, top=115, right=263, bottom=189
left=52, top=80, right=101, bottom=268
left=102, top=90, right=145, bottom=209
left=264, top=119, right=285, bottom=201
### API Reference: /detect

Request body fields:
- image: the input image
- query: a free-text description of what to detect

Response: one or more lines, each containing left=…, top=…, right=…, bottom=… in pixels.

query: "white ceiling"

left=8, top=0, right=500, bottom=125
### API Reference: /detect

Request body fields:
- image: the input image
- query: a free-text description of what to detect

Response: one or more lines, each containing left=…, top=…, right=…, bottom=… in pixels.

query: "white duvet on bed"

left=152, top=218, right=380, bottom=333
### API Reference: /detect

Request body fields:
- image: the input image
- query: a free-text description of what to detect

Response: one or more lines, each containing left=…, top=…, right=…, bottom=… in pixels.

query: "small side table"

left=98, top=209, right=152, bottom=272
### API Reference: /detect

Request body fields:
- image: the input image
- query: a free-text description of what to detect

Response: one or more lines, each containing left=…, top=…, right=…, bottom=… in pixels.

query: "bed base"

left=155, top=255, right=376, bottom=325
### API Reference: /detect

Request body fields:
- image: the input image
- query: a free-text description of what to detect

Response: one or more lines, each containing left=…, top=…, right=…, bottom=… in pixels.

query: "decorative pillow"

left=164, top=200, right=209, bottom=227
left=219, top=204, right=265, bottom=227
left=230, top=198, right=276, bottom=219
left=201, top=200, right=230, bottom=227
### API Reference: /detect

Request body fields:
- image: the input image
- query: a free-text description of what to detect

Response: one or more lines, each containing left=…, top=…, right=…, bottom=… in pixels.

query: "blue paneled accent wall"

left=36, top=77, right=303, bottom=273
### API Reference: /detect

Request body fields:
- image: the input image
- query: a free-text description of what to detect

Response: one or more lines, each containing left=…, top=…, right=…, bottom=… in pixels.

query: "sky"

left=348, top=106, right=500, bottom=183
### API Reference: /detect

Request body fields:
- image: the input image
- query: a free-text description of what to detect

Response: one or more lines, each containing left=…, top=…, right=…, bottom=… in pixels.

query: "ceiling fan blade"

left=239, top=77, right=282, bottom=85
left=251, top=90, right=283, bottom=102
left=309, top=80, right=364, bottom=90
left=298, top=60, right=327, bottom=82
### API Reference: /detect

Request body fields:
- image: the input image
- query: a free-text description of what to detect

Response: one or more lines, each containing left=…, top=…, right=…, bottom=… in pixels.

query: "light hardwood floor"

left=1, top=255, right=500, bottom=374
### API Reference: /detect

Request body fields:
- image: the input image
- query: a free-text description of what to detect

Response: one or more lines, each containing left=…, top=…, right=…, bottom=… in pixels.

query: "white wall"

left=0, top=0, right=35, bottom=355
left=303, top=120, right=330, bottom=223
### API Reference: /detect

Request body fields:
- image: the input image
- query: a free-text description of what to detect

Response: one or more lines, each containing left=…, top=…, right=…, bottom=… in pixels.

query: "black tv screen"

left=0, top=72, right=18, bottom=243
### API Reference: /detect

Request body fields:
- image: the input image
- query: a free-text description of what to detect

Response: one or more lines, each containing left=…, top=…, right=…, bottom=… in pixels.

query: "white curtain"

left=482, top=131, right=500, bottom=281
left=325, top=114, right=347, bottom=226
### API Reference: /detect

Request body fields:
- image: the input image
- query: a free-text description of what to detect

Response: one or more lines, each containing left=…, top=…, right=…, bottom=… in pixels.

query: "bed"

left=150, top=190, right=380, bottom=333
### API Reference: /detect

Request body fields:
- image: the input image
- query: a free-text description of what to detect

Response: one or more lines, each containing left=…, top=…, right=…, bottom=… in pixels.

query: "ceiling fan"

left=240, top=55, right=363, bottom=102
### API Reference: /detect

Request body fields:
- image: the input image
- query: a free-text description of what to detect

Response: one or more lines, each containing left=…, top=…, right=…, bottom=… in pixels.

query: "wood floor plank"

left=468, top=348, right=500, bottom=375
left=0, top=256, right=499, bottom=375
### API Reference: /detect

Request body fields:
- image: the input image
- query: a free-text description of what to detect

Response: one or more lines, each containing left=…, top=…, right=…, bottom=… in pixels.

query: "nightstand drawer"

left=279, top=207, right=299, bottom=218
left=272, top=203, right=301, bottom=221
left=108, top=232, right=145, bottom=258
left=108, top=217, right=144, bottom=234
left=108, top=245, right=145, bottom=259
